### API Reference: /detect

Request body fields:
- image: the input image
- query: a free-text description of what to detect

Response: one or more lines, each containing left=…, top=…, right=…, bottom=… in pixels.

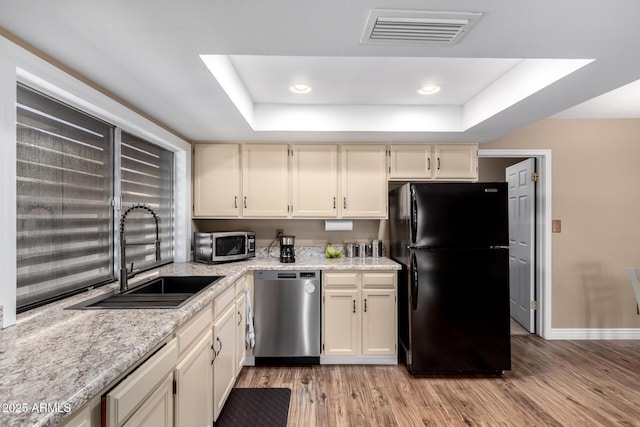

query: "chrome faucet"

left=119, top=204, right=161, bottom=292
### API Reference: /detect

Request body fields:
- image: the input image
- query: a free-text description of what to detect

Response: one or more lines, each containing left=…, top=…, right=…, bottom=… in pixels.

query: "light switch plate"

left=552, top=220, right=561, bottom=233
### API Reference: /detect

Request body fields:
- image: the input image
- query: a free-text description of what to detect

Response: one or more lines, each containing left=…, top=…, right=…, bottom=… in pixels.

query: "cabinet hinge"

left=531, top=300, right=538, bottom=310
left=531, top=172, right=539, bottom=182
left=172, top=379, right=177, bottom=395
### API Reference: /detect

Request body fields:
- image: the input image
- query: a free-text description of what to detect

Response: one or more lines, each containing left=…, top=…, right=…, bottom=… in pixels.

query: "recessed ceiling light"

left=289, top=84, right=312, bottom=94
left=418, top=84, right=441, bottom=95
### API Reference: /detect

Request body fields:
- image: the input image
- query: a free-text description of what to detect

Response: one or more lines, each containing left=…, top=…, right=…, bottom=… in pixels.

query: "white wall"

left=0, top=36, right=192, bottom=327
left=0, top=45, right=17, bottom=327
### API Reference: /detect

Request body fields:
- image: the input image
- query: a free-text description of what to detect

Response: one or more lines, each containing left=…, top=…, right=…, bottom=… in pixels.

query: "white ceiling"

left=1, top=0, right=640, bottom=143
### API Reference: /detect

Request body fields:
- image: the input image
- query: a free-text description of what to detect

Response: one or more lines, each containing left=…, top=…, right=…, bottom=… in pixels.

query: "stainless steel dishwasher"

left=254, top=270, right=321, bottom=364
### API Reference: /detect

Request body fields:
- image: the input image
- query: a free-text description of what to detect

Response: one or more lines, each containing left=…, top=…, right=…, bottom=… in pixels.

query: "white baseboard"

left=547, top=328, right=640, bottom=340
left=320, top=355, right=397, bottom=365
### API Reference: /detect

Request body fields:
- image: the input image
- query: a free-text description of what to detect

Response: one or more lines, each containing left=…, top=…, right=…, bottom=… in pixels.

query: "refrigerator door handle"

left=411, top=253, right=418, bottom=310
left=410, top=188, right=417, bottom=245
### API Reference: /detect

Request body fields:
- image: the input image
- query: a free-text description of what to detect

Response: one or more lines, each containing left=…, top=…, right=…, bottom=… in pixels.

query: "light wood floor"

left=234, top=336, right=640, bottom=426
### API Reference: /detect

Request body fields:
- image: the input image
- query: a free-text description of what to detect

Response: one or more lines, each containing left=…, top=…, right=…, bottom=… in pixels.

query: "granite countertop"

left=0, top=256, right=400, bottom=427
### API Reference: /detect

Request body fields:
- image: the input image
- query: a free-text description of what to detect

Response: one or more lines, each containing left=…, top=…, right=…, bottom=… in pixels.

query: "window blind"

left=16, top=85, right=114, bottom=309
left=120, top=131, right=174, bottom=272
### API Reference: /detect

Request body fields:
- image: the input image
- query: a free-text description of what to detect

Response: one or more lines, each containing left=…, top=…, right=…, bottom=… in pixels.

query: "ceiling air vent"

left=361, top=10, right=482, bottom=45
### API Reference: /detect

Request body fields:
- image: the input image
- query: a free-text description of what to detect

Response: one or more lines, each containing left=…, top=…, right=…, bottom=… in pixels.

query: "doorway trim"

left=479, top=149, right=552, bottom=339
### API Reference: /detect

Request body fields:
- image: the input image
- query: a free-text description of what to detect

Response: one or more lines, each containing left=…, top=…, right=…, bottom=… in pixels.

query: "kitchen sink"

left=67, top=275, right=224, bottom=309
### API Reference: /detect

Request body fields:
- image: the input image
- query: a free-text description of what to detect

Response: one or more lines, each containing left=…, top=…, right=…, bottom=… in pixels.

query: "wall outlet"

left=276, top=229, right=283, bottom=238
left=552, top=220, right=562, bottom=233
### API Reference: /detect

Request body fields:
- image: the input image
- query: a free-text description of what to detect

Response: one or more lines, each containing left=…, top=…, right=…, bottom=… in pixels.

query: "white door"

left=506, top=158, right=536, bottom=332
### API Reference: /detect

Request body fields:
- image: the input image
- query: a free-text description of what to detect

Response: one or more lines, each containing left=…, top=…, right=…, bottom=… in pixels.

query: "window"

left=16, top=85, right=174, bottom=310
left=120, top=131, right=173, bottom=272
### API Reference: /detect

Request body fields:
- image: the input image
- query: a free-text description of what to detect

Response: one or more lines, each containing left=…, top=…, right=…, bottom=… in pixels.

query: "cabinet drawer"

left=213, top=285, right=235, bottom=318
left=362, top=272, right=396, bottom=288
left=323, top=272, right=358, bottom=288
left=175, top=306, right=213, bottom=355
left=104, top=338, right=178, bottom=427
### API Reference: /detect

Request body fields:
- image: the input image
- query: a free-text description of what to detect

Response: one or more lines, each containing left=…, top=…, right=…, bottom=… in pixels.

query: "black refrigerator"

left=389, top=182, right=511, bottom=374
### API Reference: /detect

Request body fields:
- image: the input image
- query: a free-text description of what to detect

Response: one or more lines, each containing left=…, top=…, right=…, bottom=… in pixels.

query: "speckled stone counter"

left=0, top=256, right=400, bottom=427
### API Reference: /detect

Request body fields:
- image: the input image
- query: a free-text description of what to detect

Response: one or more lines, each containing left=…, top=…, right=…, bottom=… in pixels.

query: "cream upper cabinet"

left=242, top=144, right=289, bottom=217
left=389, top=144, right=434, bottom=180
left=193, top=144, right=241, bottom=218
left=291, top=144, right=339, bottom=218
left=340, top=145, right=388, bottom=218
left=322, top=271, right=396, bottom=358
left=389, top=144, right=478, bottom=181
left=433, top=144, right=478, bottom=180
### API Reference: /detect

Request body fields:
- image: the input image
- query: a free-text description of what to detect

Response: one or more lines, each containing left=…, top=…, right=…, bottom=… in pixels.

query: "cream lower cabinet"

left=212, top=286, right=237, bottom=421
left=235, top=291, right=247, bottom=374
left=322, top=271, right=397, bottom=359
left=174, top=333, right=213, bottom=427
left=123, top=374, right=174, bottom=427
left=104, top=339, right=178, bottom=427
left=323, top=286, right=360, bottom=355
left=60, top=403, right=92, bottom=427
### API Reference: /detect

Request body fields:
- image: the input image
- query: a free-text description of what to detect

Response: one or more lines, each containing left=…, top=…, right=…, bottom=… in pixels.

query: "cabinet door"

left=193, top=144, right=241, bottom=217
left=341, top=145, right=387, bottom=218
left=389, top=144, right=434, bottom=180
left=123, top=373, right=174, bottom=427
left=61, top=404, right=91, bottom=427
left=213, top=304, right=236, bottom=421
left=362, top=289, right=396, bottom=355
left=291, top=144, right=338, bottom=218
left=105, top=340, right=178, bottom=427
left=235, top=293, right=247, bottom=375
left=434, top=144, right=478, bottom=180
left=242, top=144, right=289, bottom=217
left=175, top=332, right=213, bottom=427
left=322, top=288, right=360, bottom=356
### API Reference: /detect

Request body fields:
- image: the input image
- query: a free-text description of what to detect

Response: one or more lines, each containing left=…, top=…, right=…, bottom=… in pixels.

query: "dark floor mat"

left=214, top=388, right=291, bottom=427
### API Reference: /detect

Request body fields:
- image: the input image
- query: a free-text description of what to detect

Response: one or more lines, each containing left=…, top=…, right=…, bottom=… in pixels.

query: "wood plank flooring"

left=234, top=336, right=640, bottom=426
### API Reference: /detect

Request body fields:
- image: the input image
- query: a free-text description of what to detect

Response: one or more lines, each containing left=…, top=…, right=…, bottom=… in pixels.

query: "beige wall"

left=484, top=118, right=640, bottom=329
left=478, top=157, right=523, bottom=182
left=193, top=219, right=386, bottom=248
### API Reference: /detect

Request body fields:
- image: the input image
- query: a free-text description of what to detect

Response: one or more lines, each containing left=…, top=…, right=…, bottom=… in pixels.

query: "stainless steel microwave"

left=194, top=231, right=256, bottom=264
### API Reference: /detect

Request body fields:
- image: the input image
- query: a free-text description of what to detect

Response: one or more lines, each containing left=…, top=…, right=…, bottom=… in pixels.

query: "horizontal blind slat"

left=16, top=85, right=114, bottom=309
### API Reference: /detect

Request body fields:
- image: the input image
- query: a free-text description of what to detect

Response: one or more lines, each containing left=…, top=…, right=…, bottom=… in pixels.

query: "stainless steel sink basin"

left=67, top=275, right=224, bottom=309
